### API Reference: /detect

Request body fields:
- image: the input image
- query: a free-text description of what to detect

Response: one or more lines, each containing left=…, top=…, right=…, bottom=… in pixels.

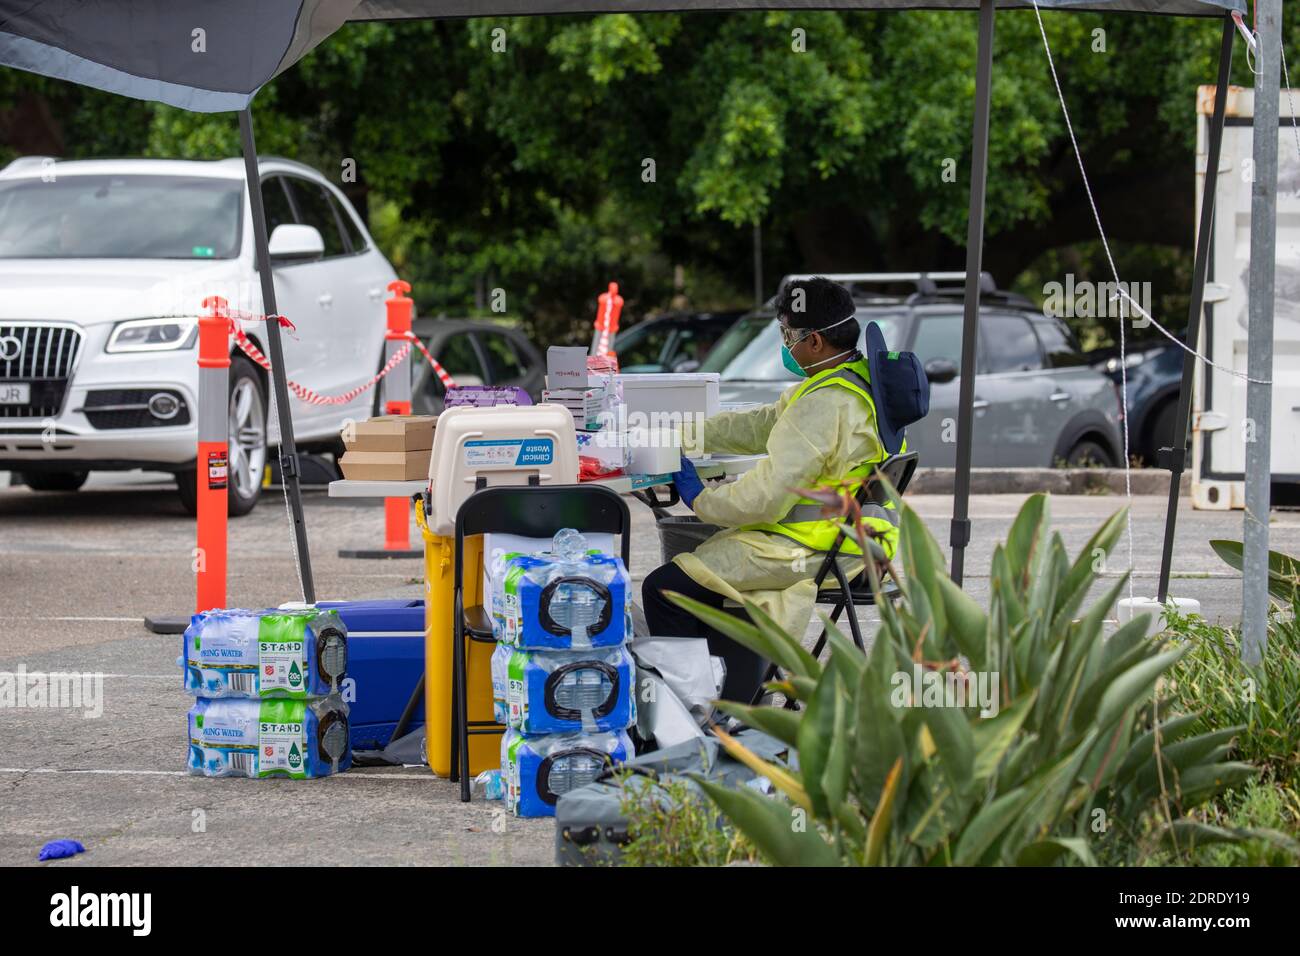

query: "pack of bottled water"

left=188, top=696, right=352, bottom=779
left=181, top=607, right=351, bottom=780
left=487, top=530, right=634, bottom=814
left=491, top=644, right=636, bottom=735
left=501, top=728, right=633, bottom=818
left=488, top=529, right=631, bottom=650
left=182, top=608, right=347, bottom=699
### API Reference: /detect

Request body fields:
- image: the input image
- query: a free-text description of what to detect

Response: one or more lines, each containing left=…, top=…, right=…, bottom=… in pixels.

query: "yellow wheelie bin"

left=415, top=496, right=500, bottom=777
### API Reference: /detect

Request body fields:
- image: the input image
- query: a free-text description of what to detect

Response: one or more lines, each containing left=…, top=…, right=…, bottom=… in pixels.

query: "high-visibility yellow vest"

left=742, top=356, right=901, bottom=559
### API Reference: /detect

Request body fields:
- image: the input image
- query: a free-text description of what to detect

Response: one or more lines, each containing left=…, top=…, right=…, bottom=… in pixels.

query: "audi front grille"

left=0, top=323, right=83, bottom=419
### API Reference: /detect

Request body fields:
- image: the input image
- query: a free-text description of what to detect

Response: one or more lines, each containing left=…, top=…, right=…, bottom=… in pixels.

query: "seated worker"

left=642, top=276, right=900, bottom=703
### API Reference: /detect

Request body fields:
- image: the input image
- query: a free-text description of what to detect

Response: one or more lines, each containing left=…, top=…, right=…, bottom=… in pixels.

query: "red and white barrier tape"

left=401, top=330, right=457, bottom=390
left=207, top=305, right=458, bottom=404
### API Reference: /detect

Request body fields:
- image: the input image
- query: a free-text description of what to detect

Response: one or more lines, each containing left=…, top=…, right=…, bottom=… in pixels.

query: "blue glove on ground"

left=39, top=839, right=85, bottom=861
left=672, top=454, right=705, bottom=510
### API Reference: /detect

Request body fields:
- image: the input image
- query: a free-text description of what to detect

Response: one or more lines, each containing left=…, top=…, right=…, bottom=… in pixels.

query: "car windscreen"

left=0, top=175, right=243, bottom=259
left=700, top=310, right=904, bottom=381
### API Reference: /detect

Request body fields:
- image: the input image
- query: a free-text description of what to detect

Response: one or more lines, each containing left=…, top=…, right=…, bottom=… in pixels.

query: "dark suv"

left=699, top=272, right=1123, bottom=468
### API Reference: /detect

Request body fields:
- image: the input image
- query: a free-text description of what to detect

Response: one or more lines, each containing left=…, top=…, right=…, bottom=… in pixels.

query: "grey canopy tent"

left=2, top=0, right=1271, bottom=650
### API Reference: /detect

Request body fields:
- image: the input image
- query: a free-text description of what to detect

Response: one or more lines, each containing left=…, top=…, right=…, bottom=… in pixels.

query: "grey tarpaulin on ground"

left=553, top=728, right=792, bottom=866
left=0, top=1, right=1244, bottom=114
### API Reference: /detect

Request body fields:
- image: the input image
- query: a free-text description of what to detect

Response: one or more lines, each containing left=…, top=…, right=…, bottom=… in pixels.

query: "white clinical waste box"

left=426, top=404, right=579, bottom=536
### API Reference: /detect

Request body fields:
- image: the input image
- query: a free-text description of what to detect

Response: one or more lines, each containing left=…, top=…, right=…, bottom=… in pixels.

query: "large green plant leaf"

left=713, top=700, right=802, bottom=749
left=666, top=592, right=819, bottom=679
left=1113, top=712, right=1203, bottom=787
left=864, top=757, right=903, bottom=866
left=1057, top=507, right=1128, bottom=619
left=952, top=786, right=1035, bottom=865
left=1170, top=761, right=1255, bottom=808
left=696, top=779, right=840, bottom=867
left=919, top=699, right=976, bottom=801
left=971, top=692, right=1036, bottom=783
left=798, top=665, right=844, bottom=817
left=935, top=574, right=989, bottom=671
left=1128, top=726, right=1243, bottom=798
left=1209, top=539, right=1300, bottom=604
left=1157, top=820, right=1300, bottom=855
left=1004, top=493, right=1049, bottom=589
left=1015, top=837, right=1096, bottom=867
left=1095, top=647, right=1187, bottom=731
left=853, top=631, right=908, bottom=808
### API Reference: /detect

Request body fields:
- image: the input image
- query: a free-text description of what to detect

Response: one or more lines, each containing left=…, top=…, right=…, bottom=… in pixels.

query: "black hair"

left=776, top=277, right=859, bottom=350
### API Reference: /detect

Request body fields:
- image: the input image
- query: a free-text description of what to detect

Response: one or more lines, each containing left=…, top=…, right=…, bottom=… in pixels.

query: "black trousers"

left=641, top=561, right=769, bottom=704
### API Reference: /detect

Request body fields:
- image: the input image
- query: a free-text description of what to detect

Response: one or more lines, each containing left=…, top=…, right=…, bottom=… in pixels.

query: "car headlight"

left=105, top=318, right=199, bottom=353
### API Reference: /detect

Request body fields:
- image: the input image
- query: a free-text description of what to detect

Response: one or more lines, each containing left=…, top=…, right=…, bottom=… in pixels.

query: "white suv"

left=0, top=156, right=397, bottom=514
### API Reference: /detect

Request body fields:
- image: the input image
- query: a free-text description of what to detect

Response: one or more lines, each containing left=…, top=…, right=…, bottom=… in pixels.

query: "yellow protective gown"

left=672, top=381, right=884, bottom=638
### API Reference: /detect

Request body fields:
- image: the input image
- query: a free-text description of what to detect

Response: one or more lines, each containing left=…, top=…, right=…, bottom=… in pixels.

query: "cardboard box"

left=342, top=415, right=436, bottom=453
left=546, top=346, right=589, bottom=390
left=338, top=448, right=432, bottom=481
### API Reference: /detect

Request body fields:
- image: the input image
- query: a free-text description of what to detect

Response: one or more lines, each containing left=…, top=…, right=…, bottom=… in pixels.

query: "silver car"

left=701, top=273, right=1123, bottom=468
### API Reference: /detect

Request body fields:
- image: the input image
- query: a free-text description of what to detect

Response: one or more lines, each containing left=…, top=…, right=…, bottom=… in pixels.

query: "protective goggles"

left=779, top=310, right=858, bottom=348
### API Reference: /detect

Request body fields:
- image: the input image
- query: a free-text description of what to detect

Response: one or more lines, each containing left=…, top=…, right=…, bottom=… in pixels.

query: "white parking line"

left=0, top=616, right=144, bottom=623
left=0, top=672, right=176, bottom=679
left=0, top=767, right=434, bottom=780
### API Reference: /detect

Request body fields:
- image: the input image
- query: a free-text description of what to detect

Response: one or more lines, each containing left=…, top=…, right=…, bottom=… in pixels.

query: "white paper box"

left=626, top=426, right=681, bottom=474
left=616, top=373, right=720, bottom=457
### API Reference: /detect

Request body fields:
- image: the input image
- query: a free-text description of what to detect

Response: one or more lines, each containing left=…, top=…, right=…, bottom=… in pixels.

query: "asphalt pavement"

left=0, top=471, right=1290, bottom=866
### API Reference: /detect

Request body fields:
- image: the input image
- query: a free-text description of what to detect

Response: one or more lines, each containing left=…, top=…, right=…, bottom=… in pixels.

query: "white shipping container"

left=1192, top=84, right=1300, bottom=509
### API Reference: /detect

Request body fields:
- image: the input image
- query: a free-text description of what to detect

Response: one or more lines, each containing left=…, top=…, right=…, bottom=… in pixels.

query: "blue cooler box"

left=319, top=600, right=425, bottom=751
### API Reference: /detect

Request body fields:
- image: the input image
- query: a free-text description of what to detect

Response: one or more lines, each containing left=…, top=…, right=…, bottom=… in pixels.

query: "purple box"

left=444, top=386, right=532, bottom=408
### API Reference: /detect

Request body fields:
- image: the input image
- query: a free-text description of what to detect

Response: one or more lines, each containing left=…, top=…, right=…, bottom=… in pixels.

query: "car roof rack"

left=907, top=277, right=1036, bottom=311
left=775, top=271, right=1023, bottom=306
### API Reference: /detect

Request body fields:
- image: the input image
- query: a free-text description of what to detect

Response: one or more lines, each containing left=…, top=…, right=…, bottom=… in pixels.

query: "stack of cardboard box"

left=338, top=415, right=437, bottom=481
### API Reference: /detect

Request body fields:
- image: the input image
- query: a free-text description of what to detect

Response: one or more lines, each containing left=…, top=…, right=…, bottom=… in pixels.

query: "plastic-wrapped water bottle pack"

left=501, top=728, right=633, bottom=818
left=491, top=644, right=636, bottom=735
left=182, top=607, right=347, bottom=699
left=188, top=696, right=352, bottom=779
left=181, top=607, right=351, bottom=780
left=489, top=528, right=631, bottom=650
left=485, top=530, right=635, bottom=815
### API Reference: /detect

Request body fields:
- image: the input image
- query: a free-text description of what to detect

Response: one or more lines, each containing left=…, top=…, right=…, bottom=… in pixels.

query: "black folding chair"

left=751, top=451, right=919, bottom=707
left=451, top=483, right=632, bottom=802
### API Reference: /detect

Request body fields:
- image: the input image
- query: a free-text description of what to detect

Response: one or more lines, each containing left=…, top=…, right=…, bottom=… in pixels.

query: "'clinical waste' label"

left=464, top=438, right=554, bottom=468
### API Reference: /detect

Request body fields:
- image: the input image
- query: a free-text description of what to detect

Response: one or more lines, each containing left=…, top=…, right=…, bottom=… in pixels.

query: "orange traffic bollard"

left=383, top=280, right=415, bottom=552
left=338, top=279, right=422, bottom=559
left=196, top=295, right=230, bottom=613
left=592, top=281, right=624, bottom=360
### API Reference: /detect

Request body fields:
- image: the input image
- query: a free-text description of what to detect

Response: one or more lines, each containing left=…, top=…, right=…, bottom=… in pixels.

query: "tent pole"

left=238, top=107, right=316, bottom=604
left=1242, top=0, right=1281, bottom=665
left=949, top=0, right=995, bottom=587
left=1156, top=15, right=1235, bottom=604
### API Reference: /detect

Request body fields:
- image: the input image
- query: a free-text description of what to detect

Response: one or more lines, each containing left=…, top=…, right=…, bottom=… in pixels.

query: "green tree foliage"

left=1, top=9, right=1292, bottom=343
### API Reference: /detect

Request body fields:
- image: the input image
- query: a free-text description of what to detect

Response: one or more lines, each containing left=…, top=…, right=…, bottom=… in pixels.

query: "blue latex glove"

left=672, top=455, right=705, bottom=510
left=39, top=839, right=85, bottom=861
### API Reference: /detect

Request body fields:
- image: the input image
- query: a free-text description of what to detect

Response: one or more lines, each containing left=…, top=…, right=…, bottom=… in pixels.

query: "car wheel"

left=20, top=471, right=89, bottom=492
left=1065, top=438, right=1115, bottom=468
left=174, top=355, right=267, bottom=517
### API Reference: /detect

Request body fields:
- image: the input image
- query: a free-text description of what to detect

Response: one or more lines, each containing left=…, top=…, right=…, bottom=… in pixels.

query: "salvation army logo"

left=264, top=746, right=274, bottom=757
left=264, top=665, right=274, bottom=676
